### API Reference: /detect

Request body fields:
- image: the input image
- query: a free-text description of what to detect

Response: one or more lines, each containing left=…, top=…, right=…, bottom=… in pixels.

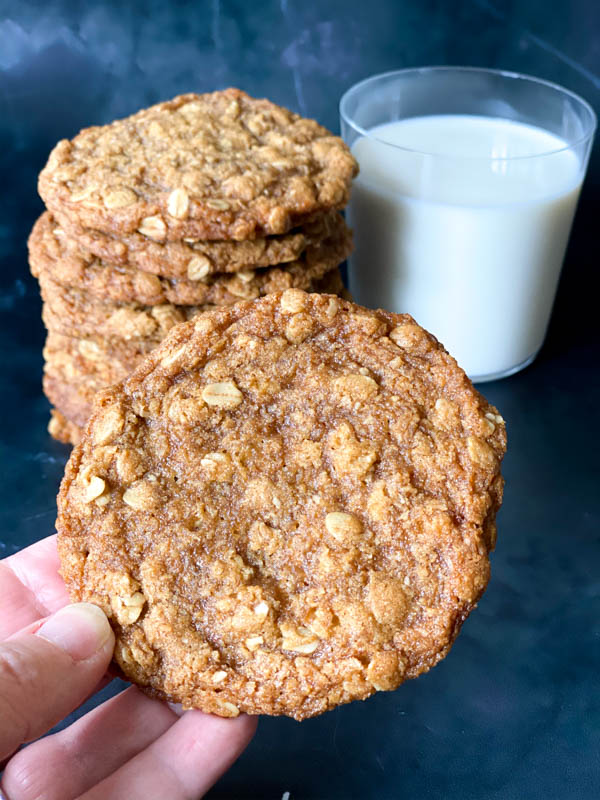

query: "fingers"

left=2, top=687, right=179, bottom=800
left=0, top=537, right=256, bottom=800
left=0, top=603, right=114, bottom=759
left=0, top=562, right=44, bottom=641
left=79, top=710, right=258, bottom=800
left=0, top=535, right=69, bottom=639
left=2, top=688, right=257, bottom=800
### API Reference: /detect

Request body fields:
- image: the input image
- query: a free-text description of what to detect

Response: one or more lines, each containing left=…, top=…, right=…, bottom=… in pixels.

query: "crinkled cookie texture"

left=29, top=211, right=352, bottom=307
left=39, top=274, right=202, bottom=344
left=39, top=89, right=358, bottom=241
left=49, top=208, right=341, bottom=278
left=43, top=332, right=149, bottom=386
left=39, top=267, right=343, bottom=344
left=43, top=370, right=99, bottom=430
left=43, top=334, right=134, bottom=428
left=57, top=291, right=506, bottom=720
left=41, top=274, right=344, bottom=445
left=48, top=408, right=82, bottom=445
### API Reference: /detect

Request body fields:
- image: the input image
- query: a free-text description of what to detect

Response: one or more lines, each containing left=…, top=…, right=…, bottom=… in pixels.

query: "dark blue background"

left=1, top=2, right=599, bottom=798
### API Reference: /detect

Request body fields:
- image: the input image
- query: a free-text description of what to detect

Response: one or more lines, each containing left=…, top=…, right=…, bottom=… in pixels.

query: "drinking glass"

left=340, top=67, right=596, bottom=381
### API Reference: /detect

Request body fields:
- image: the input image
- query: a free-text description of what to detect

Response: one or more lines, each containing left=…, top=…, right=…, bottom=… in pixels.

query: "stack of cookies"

left=29, top=89, right=357, bottom=445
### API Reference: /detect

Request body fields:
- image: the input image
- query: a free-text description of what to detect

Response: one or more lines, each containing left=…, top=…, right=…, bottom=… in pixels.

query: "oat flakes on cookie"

left=39, top=273, right=203, bottom=343
left=40, top=272, right=344, bottom=446
left=43, top=339, right=133, bottom=398
left=50, top=209, right=342, bottom=278
left=39, top=90, right=358, bottom=241
left=29, top=211, right=352, bottom=307
left=43, top=332, right=150, bottom=385
left=43, top=371, right=96, bottom=430
left=48, top=408, right=82, bottom=445
left=57, top=290, right=506, bottom=720
left=39, top=265, right=343, bottom=344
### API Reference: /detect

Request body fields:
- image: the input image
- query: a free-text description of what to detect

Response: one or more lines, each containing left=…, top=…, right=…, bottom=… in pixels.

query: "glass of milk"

left=340, top=67, right=596, bottom=382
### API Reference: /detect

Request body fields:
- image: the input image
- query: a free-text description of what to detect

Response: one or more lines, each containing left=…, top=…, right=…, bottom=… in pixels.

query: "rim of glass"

left=339, top=66, right=597, bottom=161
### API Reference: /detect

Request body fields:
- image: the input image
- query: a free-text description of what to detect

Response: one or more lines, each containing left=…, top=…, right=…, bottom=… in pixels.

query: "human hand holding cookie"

left=0, top=535, right=256, bottom=800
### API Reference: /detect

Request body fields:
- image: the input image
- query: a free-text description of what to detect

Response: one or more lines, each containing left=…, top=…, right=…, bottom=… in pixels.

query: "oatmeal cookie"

left=306, top=266, right=344, bottom=297
left=48, top=408, right=82, bottom=445
left=39, top=268, right=344, bottom=343
left=41, top=267, right=343, bottom=384
left=44, top=332, right=150, bottom=381
left=39, top=90, right=358, bottom=241
left=57, top=290, right=506, bottom=720
left=44, top=336, right=135, bottom=392
left=44, top=332, right=146, bottom=388
left=50, top=210, right=341, bottom=278
left=43, top=371, right=96, bottom=429
left=29, top=211, right=352, bottom=306
left=40, top=276, right=203, bottom=343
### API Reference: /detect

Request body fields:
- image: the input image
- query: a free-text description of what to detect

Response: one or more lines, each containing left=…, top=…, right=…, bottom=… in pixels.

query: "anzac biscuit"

left=44, top=332, right=146, bottom=388
left=42, top=274, right=345, bottom=432
left=43, top=371, right=97, bottom=429
left=29, top=211, right=352, bottom=307
left=41, top=262, right=344, bottom=389
left=57, top=291, right=506, bottom=720
left=39, top=268, right=344, bottom=343
left=38, top=90, right=358, bottom=241
left=44, top=332, right=150, bottom=385
left=49, top=209, right=341, bottom=278
left=40, top=276, right=203, bottom=343
left=48, top=408, right=82, bottom=445
left=44, top=337, right=134, bottom=392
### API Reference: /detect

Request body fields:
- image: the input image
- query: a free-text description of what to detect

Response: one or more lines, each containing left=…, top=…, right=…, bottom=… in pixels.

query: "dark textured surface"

left=1, top=1, right=598, bottom=798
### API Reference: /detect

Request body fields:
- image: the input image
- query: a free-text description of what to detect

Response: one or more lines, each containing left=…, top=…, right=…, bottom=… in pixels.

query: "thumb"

left=0, top=602, right=114, bottom=759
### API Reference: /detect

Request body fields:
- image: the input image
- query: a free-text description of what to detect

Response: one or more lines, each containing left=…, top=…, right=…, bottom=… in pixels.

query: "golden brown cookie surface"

left=40, top=278, right=202, bottom=343
left=29, top=211, right=351, bottom=307
left=39, top=265, right=343, bottom=343
left=57, top=291, right=506, bottom=719
left=43, top=372, right=96, bottom=429
left=43, top=332, right=149, bottom=385
left=48, top=408, right=82, bottom=445
left=49, top=209, right=341, bottom=277
left=39, top=90, right=358, bottom=241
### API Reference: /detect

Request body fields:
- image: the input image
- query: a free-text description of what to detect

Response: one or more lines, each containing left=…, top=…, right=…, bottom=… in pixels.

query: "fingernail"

left=36, top=602, right=113, bottom=661
left=167, top=701, right=186, bottom=717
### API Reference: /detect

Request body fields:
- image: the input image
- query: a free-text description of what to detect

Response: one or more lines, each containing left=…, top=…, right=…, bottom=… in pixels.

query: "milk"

left=348, top=116, right=583, bottom=381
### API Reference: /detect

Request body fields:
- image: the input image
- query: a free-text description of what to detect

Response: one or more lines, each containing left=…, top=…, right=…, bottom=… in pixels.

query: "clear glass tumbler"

left=340, top=67, right=596, bottom=382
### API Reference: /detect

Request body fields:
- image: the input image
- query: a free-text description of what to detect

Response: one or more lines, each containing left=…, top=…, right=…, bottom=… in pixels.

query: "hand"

left=0, top=534, right=257, bottom=799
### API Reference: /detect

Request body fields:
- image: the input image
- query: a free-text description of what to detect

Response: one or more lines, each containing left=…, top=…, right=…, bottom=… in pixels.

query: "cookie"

left=42, top=268, right=344, bottom=393
left=57, top=290, right=506, bottom=720
left=39, top=268, right=344, bottom=343
left=41, top=263, right=344, bottom=381
left=50, top=209, right=341, bottom=278
left=48, top=408, right=82, bottom=445
left=40, top=276, right=203, bottom=343
left=29, top=211, right=352, bottom=307
left=44, top=332, right=150, bottom=380
left=44, top=339, right=134, bottom=394
left=43, top=371, right=96, bottom=429
left=42, top=271, right=345, bottom=432
left=44, top=332, right=146, bottom=388
left=39, top=90, right=358, bottom=241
